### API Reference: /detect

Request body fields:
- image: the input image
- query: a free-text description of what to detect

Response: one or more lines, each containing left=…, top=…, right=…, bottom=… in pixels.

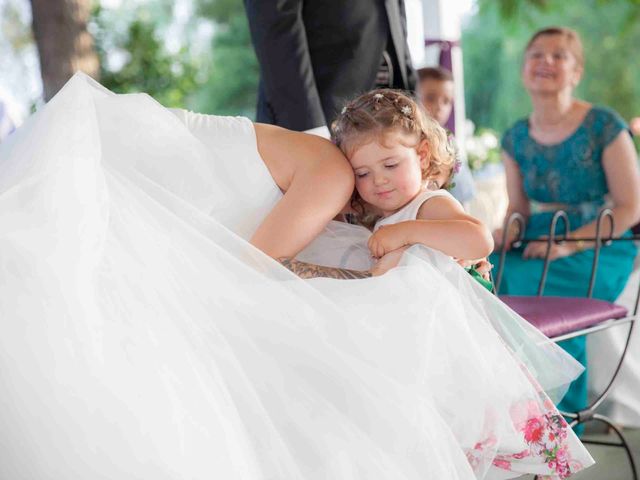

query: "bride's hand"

left=371, top=247, right=409, bottom=276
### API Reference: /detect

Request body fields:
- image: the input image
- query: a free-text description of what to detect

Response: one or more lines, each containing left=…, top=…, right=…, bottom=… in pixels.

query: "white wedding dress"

left=0, top=73, right=594, bottom=479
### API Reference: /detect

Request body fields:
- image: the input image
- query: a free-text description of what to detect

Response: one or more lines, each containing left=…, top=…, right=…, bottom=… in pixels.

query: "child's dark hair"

left=417, top=66, right=453, bottom=83
left=331, top=89, right=457, bottom=226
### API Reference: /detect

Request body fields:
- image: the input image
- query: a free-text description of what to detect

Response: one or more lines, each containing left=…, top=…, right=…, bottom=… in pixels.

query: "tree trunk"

left=29, top=0, right=99, bottom=101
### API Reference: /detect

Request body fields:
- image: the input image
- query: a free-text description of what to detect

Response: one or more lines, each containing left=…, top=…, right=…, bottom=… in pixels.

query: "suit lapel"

left=384, top=0, right=408, bottom=89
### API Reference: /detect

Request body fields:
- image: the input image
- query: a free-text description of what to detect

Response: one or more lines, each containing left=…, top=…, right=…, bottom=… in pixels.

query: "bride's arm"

left=251, top=124, right=375, bottom=279
left=251, top=123, right=355, bottom=258
left=278, top=258, right=372, bottom=279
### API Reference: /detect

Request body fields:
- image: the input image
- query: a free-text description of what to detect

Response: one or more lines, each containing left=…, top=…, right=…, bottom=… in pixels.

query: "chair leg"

left=590, top=321, right=635, bottom=413
left=577, top=414, right=638, bottom=480
left=547, top=320, right=638, bottom=479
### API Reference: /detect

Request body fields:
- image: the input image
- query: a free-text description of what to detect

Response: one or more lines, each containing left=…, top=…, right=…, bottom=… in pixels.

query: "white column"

left=404, top=0, right=425, bottom=66
left=419, top=0, right=468, bottom=145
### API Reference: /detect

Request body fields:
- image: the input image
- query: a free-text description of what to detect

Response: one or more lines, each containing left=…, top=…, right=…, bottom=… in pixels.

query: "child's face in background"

left=419, top=79, right=454, bottom=127
left=348, top=131, right=426, bottom=217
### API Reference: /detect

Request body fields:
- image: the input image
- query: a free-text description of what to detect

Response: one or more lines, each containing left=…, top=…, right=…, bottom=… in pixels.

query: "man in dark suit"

left=244, top=0, right=416, bottom=137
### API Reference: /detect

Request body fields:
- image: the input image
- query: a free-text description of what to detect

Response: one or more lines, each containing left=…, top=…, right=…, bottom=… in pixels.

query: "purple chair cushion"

left=500, top=295, right=628, bottom=338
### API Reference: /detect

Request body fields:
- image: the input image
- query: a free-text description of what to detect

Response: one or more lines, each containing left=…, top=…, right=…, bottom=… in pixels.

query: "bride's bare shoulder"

left=253, top=123, right=353, bottom=191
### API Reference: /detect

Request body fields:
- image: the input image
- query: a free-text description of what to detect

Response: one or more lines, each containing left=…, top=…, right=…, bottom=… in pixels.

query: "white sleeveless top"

left=374, top=189, right=459, bottom=231
left=168, top=109, right=283, bottom=239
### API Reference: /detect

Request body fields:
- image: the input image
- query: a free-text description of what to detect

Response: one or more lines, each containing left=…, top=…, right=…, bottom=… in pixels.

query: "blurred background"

left=1, top=0, right=639, bottom=147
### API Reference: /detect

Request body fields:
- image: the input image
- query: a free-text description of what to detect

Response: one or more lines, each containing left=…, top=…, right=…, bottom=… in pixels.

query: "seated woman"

left=492, top=26, right=640, bottom=419
left=0, top=72, right=593, bottom=478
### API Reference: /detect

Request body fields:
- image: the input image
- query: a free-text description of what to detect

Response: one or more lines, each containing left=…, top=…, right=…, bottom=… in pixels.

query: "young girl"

left=1, top=73, right=593, bottom=479
left=332, top=89, right=493, bottom=275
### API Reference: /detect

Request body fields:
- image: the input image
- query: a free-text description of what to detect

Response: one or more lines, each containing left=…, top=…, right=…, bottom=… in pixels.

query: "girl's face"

left=522, top=34, right=582, bottom=95
left=348, top=131, right=426, bottom=217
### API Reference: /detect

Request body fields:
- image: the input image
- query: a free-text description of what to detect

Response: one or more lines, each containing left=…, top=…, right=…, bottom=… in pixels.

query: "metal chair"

left=494, top=209, right=639, bottom=480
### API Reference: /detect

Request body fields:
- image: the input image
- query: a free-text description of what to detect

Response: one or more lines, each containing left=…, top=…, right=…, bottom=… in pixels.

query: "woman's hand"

left=492, top=228, right=507, bottom=250
left=368, top=223, right=410, bottom=259
left=522, top=236, right=576, bottom=260
left=371, top=247, right=409, bottom=276
left=492, top=224, right=522, bottom=252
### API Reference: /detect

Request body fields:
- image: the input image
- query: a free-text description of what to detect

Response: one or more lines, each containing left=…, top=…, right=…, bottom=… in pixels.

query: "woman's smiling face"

left=522, top=34, right=583, bottom=95
left=348, top=131, right=426, bottom=217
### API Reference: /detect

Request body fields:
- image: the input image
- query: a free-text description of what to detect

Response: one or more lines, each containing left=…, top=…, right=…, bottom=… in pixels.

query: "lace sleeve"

left=598, top=106, right=631, bottom=148
left=501, top=124, right=517, bottom=158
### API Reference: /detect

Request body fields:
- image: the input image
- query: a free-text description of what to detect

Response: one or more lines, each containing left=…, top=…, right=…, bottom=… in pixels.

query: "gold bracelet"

left=575, top=239, right=586, bottom=252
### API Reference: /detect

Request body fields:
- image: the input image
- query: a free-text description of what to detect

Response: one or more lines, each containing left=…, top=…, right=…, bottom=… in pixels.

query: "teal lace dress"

left=492, top=106, right=637, bottom=418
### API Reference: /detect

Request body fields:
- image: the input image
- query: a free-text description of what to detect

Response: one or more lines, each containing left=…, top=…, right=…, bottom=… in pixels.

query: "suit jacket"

left=245, top=0, right=416, bottom=131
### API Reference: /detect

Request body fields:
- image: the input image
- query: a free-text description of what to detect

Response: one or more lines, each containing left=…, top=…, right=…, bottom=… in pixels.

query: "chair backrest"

left=495, top=212, right=640, bottom=304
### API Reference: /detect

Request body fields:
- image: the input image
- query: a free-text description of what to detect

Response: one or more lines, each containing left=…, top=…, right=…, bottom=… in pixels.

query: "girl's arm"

left=368, top=196, right=494, bottom=260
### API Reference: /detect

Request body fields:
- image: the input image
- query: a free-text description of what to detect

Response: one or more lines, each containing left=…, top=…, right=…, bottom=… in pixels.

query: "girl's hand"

left=455, top=258, right=476, bottom=268
left=371, top=247, right=409, bottom=276
left=522, top=236, right=576, bottom=260
left=473, top=258, right=493, bottom=281
left=456, top=258, right=493, bottom=281
left=368, top=223, right=410, bottom=259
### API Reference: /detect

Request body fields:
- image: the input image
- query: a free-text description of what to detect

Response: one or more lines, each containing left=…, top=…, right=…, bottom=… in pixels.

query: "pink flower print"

left=492, top=459, right=511, bottom=470
left=523, top=417, right=545, bottom=444
left=555, top=463, right=571, bottom=479
left=545, top=413, right=569, bottom=443
left=555, top=447, right=569, bottom=466
left=465, top=435, right=498, bottom=473
left=510, top=399, right=543, bottom=430
left=569, top=459, right=585, bottom=473
left=472, top=435, right=497, bottom=452
left=465, top=451, right=480, bottom=470
left=512, top=449, right=530, bottom=460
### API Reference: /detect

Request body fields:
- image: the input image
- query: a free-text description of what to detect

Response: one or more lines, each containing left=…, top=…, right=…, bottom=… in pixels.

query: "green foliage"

left=195, top=0, right=243, bottom=23
left=1, top=1, right=33, bottom=50
left=190, top=9, right=259, bottom=117
left=464, top=0, right=640, bottom=136
left=466, top=129, right=502, bottom=172
left=90, top=0, right=259, bottom=117
left=92, top=4, right=199, bottom=108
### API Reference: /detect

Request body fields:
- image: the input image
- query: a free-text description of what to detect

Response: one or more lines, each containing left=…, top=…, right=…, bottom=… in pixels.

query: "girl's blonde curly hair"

left=331, top=89, right=458, bottom=224
left=332, top=89, right=457, bottom=184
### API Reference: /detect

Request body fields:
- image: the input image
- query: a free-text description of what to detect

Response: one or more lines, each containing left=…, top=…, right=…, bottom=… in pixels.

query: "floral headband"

left=339, top=92, right=414, bottom=119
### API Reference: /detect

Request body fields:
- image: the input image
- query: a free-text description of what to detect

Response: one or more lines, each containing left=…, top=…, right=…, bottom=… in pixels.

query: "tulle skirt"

left=0, top=73, right=593, bottom=479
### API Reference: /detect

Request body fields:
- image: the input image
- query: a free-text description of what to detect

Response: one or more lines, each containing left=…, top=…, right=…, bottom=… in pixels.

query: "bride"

left=0, top=73, right=592, bottom=479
